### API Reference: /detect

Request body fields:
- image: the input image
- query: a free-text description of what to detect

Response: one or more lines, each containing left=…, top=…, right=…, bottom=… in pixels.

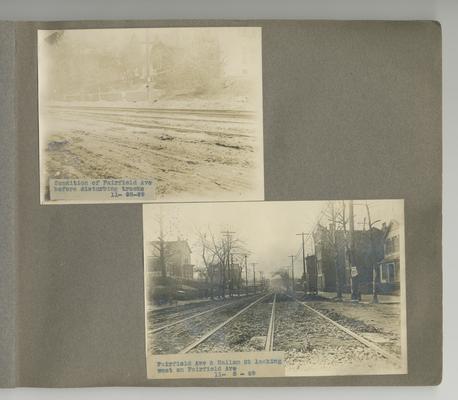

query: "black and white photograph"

left=143, top=199, right=407, bottom=378
left=38, top=27, right=264, bottom=204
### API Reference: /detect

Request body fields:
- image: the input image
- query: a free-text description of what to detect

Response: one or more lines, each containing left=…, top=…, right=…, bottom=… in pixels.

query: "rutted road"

left=41, top=104, right=263, bottom=201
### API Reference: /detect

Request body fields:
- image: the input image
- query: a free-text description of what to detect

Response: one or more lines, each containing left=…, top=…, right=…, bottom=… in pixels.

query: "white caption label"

left=49, top=178, right=156, bottom=202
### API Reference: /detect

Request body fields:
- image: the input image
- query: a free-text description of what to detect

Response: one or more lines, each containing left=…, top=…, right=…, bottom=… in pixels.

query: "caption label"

left=148, top=352, right=285, bottom=379
left=49, top=178, right=155, bottom=201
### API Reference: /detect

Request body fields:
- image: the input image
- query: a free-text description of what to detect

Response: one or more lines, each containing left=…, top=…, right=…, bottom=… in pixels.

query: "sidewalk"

left=318, top=291, right=400, bottom=304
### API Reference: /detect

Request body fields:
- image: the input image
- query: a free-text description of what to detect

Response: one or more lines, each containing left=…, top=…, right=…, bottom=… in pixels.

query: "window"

left=380, top=263, right=396, bottom=283
left=385, top=235, right=400, bottom=255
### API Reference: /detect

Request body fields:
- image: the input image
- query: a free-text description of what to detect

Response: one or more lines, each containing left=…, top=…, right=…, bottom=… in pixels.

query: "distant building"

left=146, top=239, right=194, bottom=281
left=229, top=263, right=243, bottom=286
left=313, top=224, right=385, bottom=294
left=378, top=220, right=401, bottom=294
left=208, top=262, right=242, bottom=283
left=305, top=255, right=320, bottom=294
left=208, top=262, right=223, bottom=284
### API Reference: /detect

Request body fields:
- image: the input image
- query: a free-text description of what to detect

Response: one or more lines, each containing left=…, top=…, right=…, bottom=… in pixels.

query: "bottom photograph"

left=143, top=199, right=407, bottom=379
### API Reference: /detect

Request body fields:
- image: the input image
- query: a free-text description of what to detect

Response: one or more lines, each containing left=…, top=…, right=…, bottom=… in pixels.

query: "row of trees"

left=152, top=209, right=255, bottom=300
left=195, top=229, right=249, bottom=300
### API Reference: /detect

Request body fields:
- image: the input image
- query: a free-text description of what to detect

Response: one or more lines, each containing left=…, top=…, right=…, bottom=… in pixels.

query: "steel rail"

left=264, top=293, right=277, bottom=351
left=291, top=297, right=401, bottom=365
left=179, top=293, right=271, bottom=354
left=151, top=296, right=255, bottom=334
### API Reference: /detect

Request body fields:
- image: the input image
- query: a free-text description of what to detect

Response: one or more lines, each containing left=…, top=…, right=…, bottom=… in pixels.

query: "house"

left=147, top=239, right=194, bottom=281
left=378, top=220, right=401, bottom=295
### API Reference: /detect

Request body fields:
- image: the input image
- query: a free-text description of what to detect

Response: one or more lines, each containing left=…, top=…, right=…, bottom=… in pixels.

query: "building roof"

left=150, top=239, right=192, bottom=255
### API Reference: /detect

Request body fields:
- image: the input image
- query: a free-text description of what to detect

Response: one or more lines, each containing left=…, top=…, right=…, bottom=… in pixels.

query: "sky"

left=143, top=199, right=404, bottom=278
left=38, top=27, right=262, bottom=79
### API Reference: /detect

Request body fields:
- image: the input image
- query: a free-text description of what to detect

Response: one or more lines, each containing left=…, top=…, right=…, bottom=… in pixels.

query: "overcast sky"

left=143, top=199, right=404, bottom=278
left=38, top=27, right=261, bottom=79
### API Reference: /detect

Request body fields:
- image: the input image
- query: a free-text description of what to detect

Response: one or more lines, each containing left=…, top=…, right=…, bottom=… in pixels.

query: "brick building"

left=313, top=224, right=385, bottom=294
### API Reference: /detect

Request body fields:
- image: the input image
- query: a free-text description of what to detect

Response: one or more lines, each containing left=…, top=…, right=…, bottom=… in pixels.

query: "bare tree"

left=152, top=209, right=169, bottom=278
left=335, top=200, right=351, bottom=297
left=365, top=202, right=381, bottom=304
left=207, top=230, right=228, bottom=298
left=205, top=229, right=243, bottom=299
left=323, top=201, right=343, bottom=300
left=196, top=230, right=217, bottom=299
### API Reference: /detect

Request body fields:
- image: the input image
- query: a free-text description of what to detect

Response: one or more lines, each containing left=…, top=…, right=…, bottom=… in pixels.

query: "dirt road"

left=40, top=104, right=263, bottom=201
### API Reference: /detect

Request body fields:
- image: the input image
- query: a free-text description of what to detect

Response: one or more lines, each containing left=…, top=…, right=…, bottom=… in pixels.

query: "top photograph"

left=38, top=27, right=264, bottom=204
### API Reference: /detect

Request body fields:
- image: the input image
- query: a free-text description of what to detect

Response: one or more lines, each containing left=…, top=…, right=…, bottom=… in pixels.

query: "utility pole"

left=289, top=255, right=295, bottom=298
left=341, top=200, right=349, bottom=295
left=230, top=253, right=234, bottom=297
left=365, top=202, right=381, bottom=304
left=349, top=200, right=359, bottom=301
left=244, top=254, right=248, bottom=296
left=251, top=262, right=257, bottom=294
left=296, top=232, right=307, bottom=296
left=330, top=202, right=342, bottom=300
left=141, top=29, right=153, bottom=102
left=221, top=230, right=235, bottom=299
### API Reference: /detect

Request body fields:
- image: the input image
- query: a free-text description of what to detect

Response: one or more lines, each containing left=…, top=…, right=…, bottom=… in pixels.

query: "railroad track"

left=179, top=293, right=271, bottom=354
left=149, top=292, right=272, bottom=354
left=283, top=294, right=402, bottom=365
left=264, top=293, right=277, bottom=351
left=150, top=291, right=401, bottom=368
left=150, top=296, right=256, bottom=333
left=290, top=297, right=401, bottom=365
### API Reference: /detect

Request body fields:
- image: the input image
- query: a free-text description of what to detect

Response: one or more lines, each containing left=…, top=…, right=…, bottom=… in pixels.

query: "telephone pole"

left=365, top=202, right=381, bottom=304
left=221, top=230, right=235, bottom=298
left=244, top=254, right=248, bottom=296
left=348, top=200, right=359, bottom=301
left=259, top=271, right=264, bottom=291
left=330, top=202, right=342, bottom=300
left=289, top=255, right=295, bottom=298
left=230, top=253, right=234, bottom=297
left=141, top=29, right=154, bottom=102
left=296, top=232, right=307, bottom=295
left=251, top=262, right=258, bottom=294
